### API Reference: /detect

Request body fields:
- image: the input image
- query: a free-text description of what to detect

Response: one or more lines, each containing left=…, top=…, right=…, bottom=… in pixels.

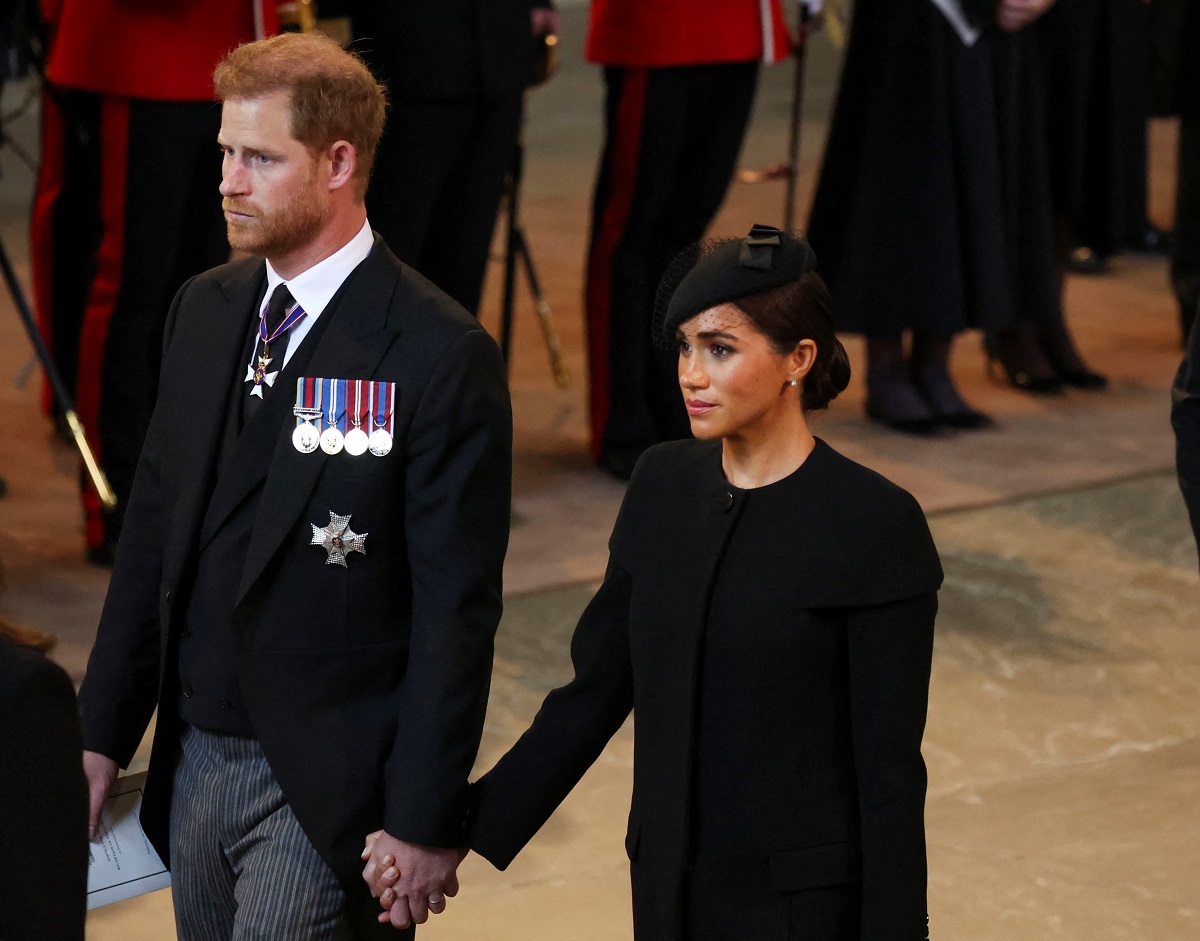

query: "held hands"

left=995, top=0, right=1057, bottom=32
left=83, top=750, right=119, bottom=841
left=361, top=830, right=467, bottom=929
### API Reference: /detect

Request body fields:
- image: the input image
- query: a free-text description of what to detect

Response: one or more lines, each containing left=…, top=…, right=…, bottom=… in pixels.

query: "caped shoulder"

left=617, top=438, right=942, bottom=605
left=628, top=437, right=921, bottom=517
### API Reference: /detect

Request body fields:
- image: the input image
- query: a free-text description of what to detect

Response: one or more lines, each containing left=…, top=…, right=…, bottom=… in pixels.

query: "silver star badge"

left=245, top=355, right=279, bottom=398
left=310, top=511, right=368, bottom=567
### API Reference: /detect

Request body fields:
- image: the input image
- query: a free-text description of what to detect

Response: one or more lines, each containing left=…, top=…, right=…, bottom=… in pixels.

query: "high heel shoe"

left=984, top=331, right=1066, bottom=396
left=1037, top=323, right=1108, bottom=390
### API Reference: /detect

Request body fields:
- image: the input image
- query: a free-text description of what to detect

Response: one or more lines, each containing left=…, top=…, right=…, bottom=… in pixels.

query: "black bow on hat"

left=659, top=224, right=818, bottom=341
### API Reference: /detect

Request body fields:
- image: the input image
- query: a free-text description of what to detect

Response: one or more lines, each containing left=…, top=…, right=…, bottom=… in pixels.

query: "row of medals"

left=292, top=407, right=392, bottom=457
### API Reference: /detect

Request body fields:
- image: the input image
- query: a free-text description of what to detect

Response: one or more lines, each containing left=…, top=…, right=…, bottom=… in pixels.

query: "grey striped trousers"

left=169, top=725, right=352, bottom=941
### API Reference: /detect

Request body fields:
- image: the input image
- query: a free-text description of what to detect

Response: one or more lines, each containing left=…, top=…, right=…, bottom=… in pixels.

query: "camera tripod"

left=0, top=70, right=115, bottom=508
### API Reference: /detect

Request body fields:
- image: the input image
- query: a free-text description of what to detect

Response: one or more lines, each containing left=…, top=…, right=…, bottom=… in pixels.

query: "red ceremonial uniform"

left=586, top=0, right=790, bottom=66
left=584, top=0, right=790, bottom=476
left=32, top=1, right=280, bottom=559
left=41, top=0, right=278, bottom=99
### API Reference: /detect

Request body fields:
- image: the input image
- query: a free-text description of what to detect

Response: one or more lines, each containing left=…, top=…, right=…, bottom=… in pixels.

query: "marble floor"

left=1, top=5, right=1197, bottom=939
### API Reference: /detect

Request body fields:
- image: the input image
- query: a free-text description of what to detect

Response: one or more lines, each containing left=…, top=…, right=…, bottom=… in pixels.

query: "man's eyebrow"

left=216, top=141, right=276, bottom=159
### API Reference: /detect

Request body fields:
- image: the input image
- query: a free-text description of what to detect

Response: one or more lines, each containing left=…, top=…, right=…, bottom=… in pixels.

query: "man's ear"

left=327, top=140, right=357, bottom=192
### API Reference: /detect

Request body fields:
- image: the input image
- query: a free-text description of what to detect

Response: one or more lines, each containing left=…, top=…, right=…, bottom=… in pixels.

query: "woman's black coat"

left=471, top=440, right=942, bottom=940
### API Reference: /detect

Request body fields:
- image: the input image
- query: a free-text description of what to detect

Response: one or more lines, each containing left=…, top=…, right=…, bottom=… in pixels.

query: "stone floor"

left=1, top=5, right=1197, bottom=938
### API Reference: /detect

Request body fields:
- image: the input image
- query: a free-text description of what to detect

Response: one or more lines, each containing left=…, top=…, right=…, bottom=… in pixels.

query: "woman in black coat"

left=377, top=226, right=942, bottom=939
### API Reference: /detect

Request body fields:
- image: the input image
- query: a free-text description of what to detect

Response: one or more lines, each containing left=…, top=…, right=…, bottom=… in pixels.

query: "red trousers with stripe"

left=31, top=91, right=229, bottom=551
left=585, top=62, right=759, bottom=466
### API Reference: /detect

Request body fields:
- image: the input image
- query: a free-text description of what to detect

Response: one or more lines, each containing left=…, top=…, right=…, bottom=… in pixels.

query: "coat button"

left=219, top=699, right=231, bottom=710
left=183, top=685, right=194, bottom=698
left=165, top=590, right=172, bottom=604
left=724, top=492, right=735, bottom=512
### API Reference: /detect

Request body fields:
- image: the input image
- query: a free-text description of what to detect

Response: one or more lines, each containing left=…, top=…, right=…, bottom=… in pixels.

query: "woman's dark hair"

left=653, top=227, right=851, bottom=411
left=733, top=270, right=851, bottom=411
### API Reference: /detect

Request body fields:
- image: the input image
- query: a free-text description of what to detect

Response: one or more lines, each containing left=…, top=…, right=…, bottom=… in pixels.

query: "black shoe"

left=865, top=372, right=941, bottom=436
left=984, top=333, right=1066, bottom=396
left=1054, top=366, right=1108, bottom=390
left=913, top=369, right=994, bottom=431
left=1037, top=323, right=1109, bottom=391
left=1127, top=224, right=1171, bottom=256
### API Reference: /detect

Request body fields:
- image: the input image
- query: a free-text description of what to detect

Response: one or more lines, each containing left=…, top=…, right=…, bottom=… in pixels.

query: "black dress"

left=471, top=439, right=942, bottom=940
left=807, top=0, right=1058, bottom=337
left=1036, top=0, right=1154, bottom=256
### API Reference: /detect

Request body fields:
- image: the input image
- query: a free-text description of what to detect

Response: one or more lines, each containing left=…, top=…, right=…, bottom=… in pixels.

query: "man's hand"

left=83, top=750, right=118, bottom=840
left=995, top=0, right=1056, bottom=32
left=361, top=830, right=465, bottom=929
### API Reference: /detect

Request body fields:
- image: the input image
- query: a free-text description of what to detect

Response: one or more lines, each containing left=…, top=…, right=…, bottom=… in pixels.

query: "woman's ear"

left=789, top=339, right=818, bottom=383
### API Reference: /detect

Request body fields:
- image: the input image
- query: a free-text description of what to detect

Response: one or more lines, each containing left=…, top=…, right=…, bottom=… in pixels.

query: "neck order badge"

left=247, top=286, right=305, bottom=398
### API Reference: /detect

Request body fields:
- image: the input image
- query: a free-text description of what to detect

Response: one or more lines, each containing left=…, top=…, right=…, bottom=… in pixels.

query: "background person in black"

left=371, top=228, right=941, bottom=939
left=0, top=605, right=88, bottom=941
left=1036, top=0, right=1160, bottom=271
left=345, top=0, right=558, bottom=317
left=809, top=0, right=1072, bottom=430
left=1156, top=0, right=1200, bottom=341
left=1170, top=291, right=1200, bottom=555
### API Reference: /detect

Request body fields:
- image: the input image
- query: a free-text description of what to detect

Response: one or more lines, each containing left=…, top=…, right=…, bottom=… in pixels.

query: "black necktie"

left=243, top=283, right=296, bottom=423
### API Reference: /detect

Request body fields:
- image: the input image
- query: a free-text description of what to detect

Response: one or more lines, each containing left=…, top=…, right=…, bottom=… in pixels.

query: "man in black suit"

left=76, top=31, right=512, bottom=939
left=347, top=0, right=557, bottom=316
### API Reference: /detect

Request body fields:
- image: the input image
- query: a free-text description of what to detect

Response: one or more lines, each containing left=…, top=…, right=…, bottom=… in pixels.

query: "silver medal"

left=320, top=426, right=344, bottom=455
left=368, top=428, right=393, bottom=457
left=293, top=421, right=320, bottom=453
left=344, top=427, right=369, bottom=456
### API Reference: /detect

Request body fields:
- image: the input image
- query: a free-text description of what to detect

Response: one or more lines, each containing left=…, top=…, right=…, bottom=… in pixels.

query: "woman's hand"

left=995, top=0, right=1057, bottom=32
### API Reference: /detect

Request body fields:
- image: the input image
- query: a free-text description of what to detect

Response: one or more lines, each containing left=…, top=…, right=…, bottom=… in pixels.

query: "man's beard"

left=223, top=181, right=331, bottom=259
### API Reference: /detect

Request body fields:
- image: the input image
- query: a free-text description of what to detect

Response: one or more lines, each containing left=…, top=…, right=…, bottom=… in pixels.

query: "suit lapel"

left=161, top=261, right=266, bottom=587
left=235, top=242, right=404, bottom=606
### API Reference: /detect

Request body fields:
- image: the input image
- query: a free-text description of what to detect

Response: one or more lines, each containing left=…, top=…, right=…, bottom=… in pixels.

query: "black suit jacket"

left=470, top=440, right=940, bottom=941
left=348, top=0, right=542, bottom=100
left=76, top=238, right=512, bottom=936
left=0, top=635, right=88, bottom=941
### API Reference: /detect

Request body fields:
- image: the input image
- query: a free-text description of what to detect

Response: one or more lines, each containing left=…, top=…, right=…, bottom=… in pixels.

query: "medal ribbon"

left=293, top=377, right=321, bottom=423
left=260, top=300, right=307, bottom=347
left=371, top=380, right=394, bottom=435
left=350, top=380, right=364, bottom=429
left=325, top=378, right=345, bottom=433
